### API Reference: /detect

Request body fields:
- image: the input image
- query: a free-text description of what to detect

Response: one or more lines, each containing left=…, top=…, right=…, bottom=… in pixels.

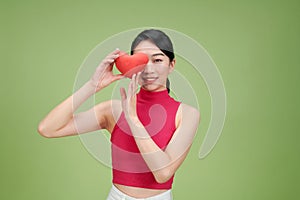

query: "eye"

left=154, top=58, right=163, bottom=63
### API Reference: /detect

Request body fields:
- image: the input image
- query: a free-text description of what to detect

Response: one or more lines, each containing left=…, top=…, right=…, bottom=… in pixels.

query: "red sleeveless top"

left=111, top=88, right=181, bottom=189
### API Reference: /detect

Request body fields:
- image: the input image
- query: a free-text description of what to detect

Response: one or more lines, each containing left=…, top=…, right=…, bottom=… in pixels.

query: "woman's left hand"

left=120, top=72, right=141, bottom=124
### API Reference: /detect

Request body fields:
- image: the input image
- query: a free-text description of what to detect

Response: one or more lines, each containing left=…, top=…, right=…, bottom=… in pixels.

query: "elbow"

left=37, top=123, right=54, bottom=138
left=154, top=169, right=173, bottom=184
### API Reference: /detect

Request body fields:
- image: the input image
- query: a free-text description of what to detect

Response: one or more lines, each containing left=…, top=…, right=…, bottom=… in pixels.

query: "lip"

left=142, top=77, right=158, bottom=83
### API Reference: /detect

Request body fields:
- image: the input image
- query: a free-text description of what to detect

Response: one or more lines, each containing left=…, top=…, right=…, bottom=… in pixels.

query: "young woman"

left=38, top=29, right=200, bottom=200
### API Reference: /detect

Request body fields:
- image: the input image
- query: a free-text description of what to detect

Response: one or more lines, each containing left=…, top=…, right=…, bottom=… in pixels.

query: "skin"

left=38, top=40, right=200, bottom=198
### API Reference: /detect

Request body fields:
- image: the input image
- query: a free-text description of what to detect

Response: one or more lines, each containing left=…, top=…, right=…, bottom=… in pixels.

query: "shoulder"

left=168, top=103, right=200, bottom=153
left=175, top=103, right=200, bottom=129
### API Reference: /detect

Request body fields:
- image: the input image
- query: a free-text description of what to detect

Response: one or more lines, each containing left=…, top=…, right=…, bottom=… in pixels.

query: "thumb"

left=112, top=74, right=125, bottom=82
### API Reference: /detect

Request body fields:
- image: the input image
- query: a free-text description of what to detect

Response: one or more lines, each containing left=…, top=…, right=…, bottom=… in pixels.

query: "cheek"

left=161, top=64, right=171, bottom=74
left=155, top=61, right=170, bottom=72
left=155, top=66, right=169, bottom=75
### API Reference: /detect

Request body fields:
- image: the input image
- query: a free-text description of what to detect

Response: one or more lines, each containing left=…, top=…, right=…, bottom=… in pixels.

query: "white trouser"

left=106, top=185, right=173, bottom=200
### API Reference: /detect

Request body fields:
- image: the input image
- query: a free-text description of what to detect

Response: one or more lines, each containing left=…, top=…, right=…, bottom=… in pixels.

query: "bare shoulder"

left=176, top=103, right=200, bottom=128
left=167, top=103, right=200, bottom=154
left=180, top=103, right=200, bottom=115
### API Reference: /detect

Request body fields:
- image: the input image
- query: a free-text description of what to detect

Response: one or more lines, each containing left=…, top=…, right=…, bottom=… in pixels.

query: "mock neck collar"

left=137, top=87, right=170, bottom=102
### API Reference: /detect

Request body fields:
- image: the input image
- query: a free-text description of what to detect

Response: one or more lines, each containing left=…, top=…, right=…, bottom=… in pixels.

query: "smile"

left=142, top=77, right=158, bottom=83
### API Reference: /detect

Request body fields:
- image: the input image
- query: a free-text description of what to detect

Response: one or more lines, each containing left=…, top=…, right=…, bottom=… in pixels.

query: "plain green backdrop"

left=1, top=0, right=299, bottom=199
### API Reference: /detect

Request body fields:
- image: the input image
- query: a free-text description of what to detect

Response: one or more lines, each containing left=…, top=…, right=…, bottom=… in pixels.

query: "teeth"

left=142, top=77, right=158, bottom=83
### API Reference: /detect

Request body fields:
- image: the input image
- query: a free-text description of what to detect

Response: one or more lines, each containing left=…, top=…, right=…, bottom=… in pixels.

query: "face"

left=133, top=40, right=175, bottom=92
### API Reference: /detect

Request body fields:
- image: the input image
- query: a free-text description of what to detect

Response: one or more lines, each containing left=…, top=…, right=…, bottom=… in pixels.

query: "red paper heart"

left=115, top=51, right=149, bottom=78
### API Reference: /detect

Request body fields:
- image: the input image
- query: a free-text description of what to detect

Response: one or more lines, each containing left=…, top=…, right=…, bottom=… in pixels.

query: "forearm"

left=38, top=80, right=97, bottom=134
left=127, top=118, right=172, bottom=182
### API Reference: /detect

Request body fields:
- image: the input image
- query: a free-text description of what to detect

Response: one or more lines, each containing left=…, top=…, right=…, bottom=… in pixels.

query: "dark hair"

left=130, top=29, right=174, bottom=93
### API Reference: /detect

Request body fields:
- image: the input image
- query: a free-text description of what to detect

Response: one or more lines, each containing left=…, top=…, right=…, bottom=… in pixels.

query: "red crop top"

left=110, top=88, right=181, bottom=189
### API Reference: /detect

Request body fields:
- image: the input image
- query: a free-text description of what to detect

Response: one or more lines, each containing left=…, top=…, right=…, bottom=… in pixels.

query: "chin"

left=141, top=84, right=166, bottom=92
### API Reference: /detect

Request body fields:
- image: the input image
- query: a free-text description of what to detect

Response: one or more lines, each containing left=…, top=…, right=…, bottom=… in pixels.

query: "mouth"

left=142, top=77, right=158, bottom=84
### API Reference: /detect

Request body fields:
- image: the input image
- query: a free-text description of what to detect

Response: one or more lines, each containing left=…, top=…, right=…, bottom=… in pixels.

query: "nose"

left=143, top=60, right=154, bottom=74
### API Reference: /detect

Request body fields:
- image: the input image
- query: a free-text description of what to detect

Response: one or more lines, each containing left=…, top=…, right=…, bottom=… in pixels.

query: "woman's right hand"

left=90, top=49, right=124, bottom=92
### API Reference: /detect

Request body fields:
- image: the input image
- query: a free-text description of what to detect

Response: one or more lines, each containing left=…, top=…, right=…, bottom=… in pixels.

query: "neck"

left=138, top=87, right=169, bottom=102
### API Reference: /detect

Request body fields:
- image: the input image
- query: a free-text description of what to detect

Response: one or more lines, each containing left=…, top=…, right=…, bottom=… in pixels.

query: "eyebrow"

left=151, top=53, right=165, bottom=57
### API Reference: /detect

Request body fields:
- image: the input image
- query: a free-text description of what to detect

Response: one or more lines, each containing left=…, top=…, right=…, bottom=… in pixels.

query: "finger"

left=104, top=49, right=120, bottom=63
left=135, top=72, right=141, bottom=92
left=137, top=71, right=142, bottom=79
left=131, top=73, right=136, bottom=89
left=109, top=48, right=120, bottom=56
left=127, top=79, right=133, bottom=98
left=100, top=49, right=120, bottom=66
left=103, top=58, right=115, bottom=66
left=120, top=87, right=127, bottom=101
left=120, top=87, right=127, bottom=111
left=104, top=65, right=112, bottom=74
left=133, top=73, right=138, bottom=94
left=106, top=53, right=119, bottom=60
left=129, top=74, right=136, bottom=97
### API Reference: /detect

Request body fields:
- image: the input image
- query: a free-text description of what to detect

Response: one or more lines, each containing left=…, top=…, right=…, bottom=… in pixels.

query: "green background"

left=1, top=0, right=299, bottom=199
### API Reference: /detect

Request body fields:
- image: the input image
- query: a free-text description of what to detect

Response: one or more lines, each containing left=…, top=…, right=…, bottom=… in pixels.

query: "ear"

left=168, top=59, right=176, bottom=74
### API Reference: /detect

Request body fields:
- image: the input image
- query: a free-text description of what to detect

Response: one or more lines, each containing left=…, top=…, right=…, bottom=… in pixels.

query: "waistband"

left=108, top=184, right=172, bottom=200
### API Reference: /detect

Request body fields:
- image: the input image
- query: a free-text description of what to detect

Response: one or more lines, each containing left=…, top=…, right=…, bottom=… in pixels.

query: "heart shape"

left=115, top=51, right=149, bottom=78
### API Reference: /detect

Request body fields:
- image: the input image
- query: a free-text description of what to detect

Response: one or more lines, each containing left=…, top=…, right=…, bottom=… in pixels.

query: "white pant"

left=106, top=185, right=173, bottom=200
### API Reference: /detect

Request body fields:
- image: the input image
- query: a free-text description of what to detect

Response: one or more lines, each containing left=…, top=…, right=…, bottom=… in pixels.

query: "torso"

left=104, top=98, right=182, bottom=198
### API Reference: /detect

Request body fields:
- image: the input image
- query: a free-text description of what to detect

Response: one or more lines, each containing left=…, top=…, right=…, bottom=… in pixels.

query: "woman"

left=38, top=29, right=200, bottom=200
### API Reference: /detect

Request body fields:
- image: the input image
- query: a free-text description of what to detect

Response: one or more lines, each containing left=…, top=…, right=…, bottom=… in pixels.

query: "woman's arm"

left=38, top=49, right=123, bottom=138
left=120, top=73, right=200, bottom=183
